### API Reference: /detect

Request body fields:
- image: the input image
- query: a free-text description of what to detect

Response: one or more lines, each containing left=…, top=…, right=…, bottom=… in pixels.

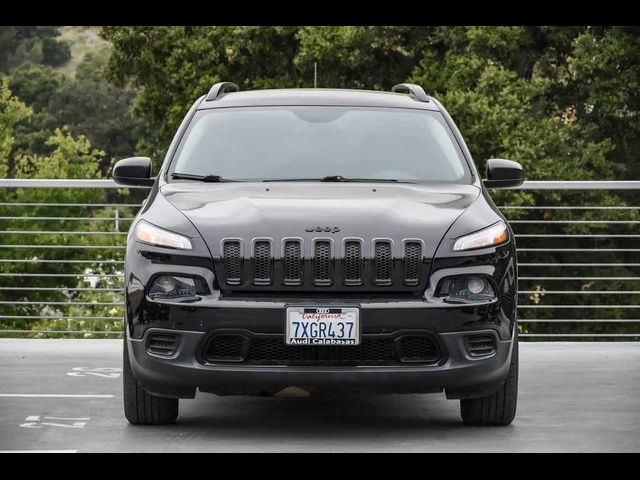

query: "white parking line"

left=0, top=394, right=113, bottom=398
left=0, top=450, right=77, bottom=453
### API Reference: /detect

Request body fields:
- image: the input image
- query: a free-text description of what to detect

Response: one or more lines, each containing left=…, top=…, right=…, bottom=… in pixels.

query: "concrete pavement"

left=0, top=339, right=638, bottom=452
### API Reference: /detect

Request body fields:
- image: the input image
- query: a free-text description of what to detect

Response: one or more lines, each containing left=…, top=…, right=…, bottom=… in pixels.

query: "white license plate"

left=286, top=307, right=360, bottom=345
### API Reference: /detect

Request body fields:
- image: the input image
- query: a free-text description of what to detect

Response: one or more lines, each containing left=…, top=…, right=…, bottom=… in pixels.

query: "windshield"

left=169, top=106, right=472, bottom=183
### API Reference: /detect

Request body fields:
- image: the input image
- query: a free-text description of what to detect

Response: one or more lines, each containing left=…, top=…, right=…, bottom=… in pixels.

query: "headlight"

left=437, top=276, right=495, bottom=302
left=453, top=221, right=508, bottom=251
left=134, top=220, right=192, bottom=250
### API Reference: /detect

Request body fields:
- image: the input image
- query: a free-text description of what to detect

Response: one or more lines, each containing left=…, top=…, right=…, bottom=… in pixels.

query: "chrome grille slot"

left=343, top=241, right=363, bottom=285
left=313, top=241, right=333, bottom=286
left=253, top=241, right=273, bottom=285
left=373, top=241, right=392, bottom=285
left=222, top=241, right=242, bottom=285
left=283, top=240, right=302, bottom=285
left=404, top=242, right=422, bottom=286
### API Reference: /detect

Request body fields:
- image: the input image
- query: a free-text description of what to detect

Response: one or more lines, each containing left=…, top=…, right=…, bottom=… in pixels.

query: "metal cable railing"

left=0, top=179, right=638, bottom=339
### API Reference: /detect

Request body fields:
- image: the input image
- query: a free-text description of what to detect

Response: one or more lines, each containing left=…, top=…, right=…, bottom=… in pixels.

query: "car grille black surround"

left=202, top=331, right=442, bottom=366
left=373, top=241, right=392, bottom=285
left=403, top=242, right=422, bottom=286
left=313, top=240, right=333, bottom=285
left=283, top=240, right=302, bottom=285
left=216, top=238, right=427, bottom=293
left=253, top=240, right=273, bottom=285
left=343, top=241, right=363, bottom=285
left=222, top=241, right=242, bottom=285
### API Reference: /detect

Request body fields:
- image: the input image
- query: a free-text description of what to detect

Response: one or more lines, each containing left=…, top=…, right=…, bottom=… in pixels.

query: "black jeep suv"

left=113, top=82, right=524, bottom=426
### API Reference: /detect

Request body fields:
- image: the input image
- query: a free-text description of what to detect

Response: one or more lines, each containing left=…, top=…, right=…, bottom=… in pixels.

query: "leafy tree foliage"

left=8, top=53, right=146, bottom=173
left=570, top=27, right=640, bottom=179
left=0, top=126, right=126, bottom=337
left=0, top=76, right=31, bottom=177
left=0, top=27, right=71, bottom=72
left=102, top=26, right=301, bottom=163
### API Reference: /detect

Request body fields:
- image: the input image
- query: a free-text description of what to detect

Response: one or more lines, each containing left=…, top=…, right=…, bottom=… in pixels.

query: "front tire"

left=123, top=338, right=179, bottom=425
left=460, top=333, right=518, bottom=426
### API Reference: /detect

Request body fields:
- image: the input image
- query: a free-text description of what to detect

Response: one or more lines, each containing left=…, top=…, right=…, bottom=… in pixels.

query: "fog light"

left=149, top=276, right=197, bottom=300
left=437, top=276, right=495, bottom=302
left=155, top=276, right=176, bottom=294
left=467, top=277, right=486, bottom=294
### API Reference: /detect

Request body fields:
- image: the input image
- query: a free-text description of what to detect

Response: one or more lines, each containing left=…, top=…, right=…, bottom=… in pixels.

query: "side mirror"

left=112, top=157, right=154, bottom=187
left=484, top=159, right=524, bottom=189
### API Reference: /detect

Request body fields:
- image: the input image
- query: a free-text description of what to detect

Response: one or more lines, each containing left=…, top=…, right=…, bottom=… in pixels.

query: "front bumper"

left=128, top=324, right=514, bottom=400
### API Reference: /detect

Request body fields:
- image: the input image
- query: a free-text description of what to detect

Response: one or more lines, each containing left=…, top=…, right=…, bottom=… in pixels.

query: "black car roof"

left=196, top=88, right=441, bottom=111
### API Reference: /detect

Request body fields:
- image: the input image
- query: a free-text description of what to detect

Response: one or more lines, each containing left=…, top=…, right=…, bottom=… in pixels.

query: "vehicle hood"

left=160, top=182, right=480, bottom=259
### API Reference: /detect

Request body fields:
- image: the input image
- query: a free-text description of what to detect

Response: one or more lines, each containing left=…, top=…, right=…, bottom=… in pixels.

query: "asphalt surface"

left=0, top=339, right=639, bottom=452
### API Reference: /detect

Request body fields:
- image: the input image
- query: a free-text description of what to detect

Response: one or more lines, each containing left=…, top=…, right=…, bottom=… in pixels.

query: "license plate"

left=286, top=307, right=360, bottom=345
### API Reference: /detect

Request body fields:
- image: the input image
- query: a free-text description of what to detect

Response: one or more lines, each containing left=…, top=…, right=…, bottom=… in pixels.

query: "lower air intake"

left=147, top=333, right=179, bottom=356
left=464, top=334, right=497, bottom=357
left=203, top=332, right=442, bottom=366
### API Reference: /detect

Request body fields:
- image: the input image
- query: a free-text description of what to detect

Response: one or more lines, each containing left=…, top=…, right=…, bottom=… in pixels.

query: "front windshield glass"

left=169, top=106, right=472, bottom=183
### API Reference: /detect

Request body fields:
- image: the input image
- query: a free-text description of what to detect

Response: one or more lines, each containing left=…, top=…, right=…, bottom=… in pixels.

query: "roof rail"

left=391, top=83, right=429, bottom=102
left=205, top=82, right=239, bottom=101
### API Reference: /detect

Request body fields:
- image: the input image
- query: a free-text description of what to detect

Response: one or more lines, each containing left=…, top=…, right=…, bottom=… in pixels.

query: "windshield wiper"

left=263, top=176, right=410, bottom=183
left=262, top=178, right=319, bottom=182
left=171, top=173, right=228, bottom=182
left=321, top=176, right=411, bottom=183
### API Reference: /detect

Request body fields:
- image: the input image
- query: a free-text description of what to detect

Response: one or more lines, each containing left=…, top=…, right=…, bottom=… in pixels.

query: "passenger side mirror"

left=484, top=159, right=524, bottom=189
left=112, top=157, right=155, bottom=187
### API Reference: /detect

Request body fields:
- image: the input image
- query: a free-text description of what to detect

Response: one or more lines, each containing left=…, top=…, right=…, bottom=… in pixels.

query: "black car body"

left=114, top=83, right=524, bottom=426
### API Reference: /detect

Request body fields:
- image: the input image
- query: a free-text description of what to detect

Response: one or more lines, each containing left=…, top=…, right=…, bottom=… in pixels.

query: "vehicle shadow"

left=117, top=392, right=519, bottom=452
left=176, top=392, right=467, bottom=437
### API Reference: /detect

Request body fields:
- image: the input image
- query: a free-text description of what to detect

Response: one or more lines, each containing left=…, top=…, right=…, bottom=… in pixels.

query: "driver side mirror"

left=112, top=157, right=155, bottom=187
left=484, top=159, right=524, bottom=189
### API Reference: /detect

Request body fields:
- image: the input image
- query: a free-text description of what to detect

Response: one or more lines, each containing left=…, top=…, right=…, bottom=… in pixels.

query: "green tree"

left=0, top=76, right=31, bottom=177
left=0, top=26, right=70, bottom=72
left=45, top=52, right=147, bottom=166
left=8, top=54, right=146, bottom=172
left=294, top=26, right=433, bottom=89
left=0, top=128, right=126, bottom=337
left=8, top=63, right=65, bottom=110
left=570, top=26, right=640, bottom=179
left=101, top=26, right=301, bottom=164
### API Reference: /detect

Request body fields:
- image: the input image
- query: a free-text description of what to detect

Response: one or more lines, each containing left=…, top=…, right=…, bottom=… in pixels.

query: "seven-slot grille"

left=220, top=238, right=425, bottom=290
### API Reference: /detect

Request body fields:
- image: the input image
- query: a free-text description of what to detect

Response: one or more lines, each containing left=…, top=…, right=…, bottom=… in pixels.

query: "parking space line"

left=0, top=394, right=114, bottom=398
left=0, top=450, right=77, bottom=453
